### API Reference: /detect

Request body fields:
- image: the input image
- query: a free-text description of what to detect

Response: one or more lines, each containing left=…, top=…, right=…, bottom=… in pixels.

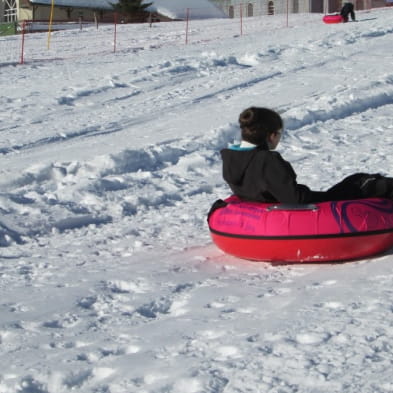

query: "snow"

left=1, top=8, right=393, bottom=393
left=149, top=0, right=227, bottom=19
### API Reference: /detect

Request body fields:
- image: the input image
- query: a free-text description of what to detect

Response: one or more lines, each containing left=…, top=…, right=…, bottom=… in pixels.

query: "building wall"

left=28, top=5, right=110, bottom=21
left=18, top=0, right=33, bottom=20
left=211, top=0, right=312, bottom=16
left=1, top=0, right=18, bottom=22
left=212, top=0, right=389, bottom=15
left=16, top=2, right=156, bottom=23
left=0, top=1, right=4, bottom=22
left=310, top=0, right=323, bottom=12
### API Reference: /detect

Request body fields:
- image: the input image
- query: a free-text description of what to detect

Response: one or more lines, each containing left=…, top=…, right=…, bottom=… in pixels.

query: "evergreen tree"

left=111, top=0, right=153, bottom=15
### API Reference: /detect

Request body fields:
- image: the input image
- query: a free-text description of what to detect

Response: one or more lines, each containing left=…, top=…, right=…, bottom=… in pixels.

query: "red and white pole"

left=286, top=0, right=289, bottom=27
left=113, top=13, right=117, bottom=53
left=240, top=4, right=243, bottom=35
left=185, top=8, right=190, bottom=44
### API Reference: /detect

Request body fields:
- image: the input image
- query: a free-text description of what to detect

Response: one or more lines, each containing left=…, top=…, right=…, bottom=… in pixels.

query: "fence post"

left=185, top=8, right=190, bottom=44
left=286, top=0, right=289, bottom=27
left=47, top=0, right=55, bottom=49
left=20, top=20, right=26, bottom=65
left=323, top=0, right=328, bottom=14
left=240, top=4, right=243, bottom=35
left=113, top=13, right=117, bottom=53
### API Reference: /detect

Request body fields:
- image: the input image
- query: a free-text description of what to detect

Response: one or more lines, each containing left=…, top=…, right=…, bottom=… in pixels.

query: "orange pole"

left=20, top=20, right=26, bottom=64
left=47, top=0, right=55, bottom=49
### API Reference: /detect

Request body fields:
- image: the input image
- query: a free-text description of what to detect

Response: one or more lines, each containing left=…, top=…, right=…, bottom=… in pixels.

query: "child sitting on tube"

left=220, top=107, right=393, bottom=204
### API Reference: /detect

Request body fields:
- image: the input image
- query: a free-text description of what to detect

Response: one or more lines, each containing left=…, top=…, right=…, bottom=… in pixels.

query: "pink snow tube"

left=323, top=14, right=344, bottom=24
left=208, top=196, right=393, bottom=263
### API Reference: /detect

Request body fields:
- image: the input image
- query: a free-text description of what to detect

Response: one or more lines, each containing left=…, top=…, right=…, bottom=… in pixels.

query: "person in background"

left=220, top=107, right=393, bottom=204
left=340, top=2, right=356, bottom=22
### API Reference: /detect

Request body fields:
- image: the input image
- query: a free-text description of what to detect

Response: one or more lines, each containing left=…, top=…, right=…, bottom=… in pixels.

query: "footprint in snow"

left=16, top=376, right=48, bottom=393
left=197, top=329, right=226, bottom=340
left=258, top=287, right=291, bottom=297
left=307, top=280, right=337, bottom=290
left=42, top=313, right=79, bottom=329
left=295, top=332, right=331, bottom=345
left=136, top=295, right=189, bottom=319
left=215, top=345, right=242, bottom=360
left=321, top=301, right=344, bottom=310
left=7, top=302, right=30, bottom=313
left=98, top=343, right=141, bottom=358
left=105, top=279, right=151, bottom=294
left=63, top=369, right=93, bottom=390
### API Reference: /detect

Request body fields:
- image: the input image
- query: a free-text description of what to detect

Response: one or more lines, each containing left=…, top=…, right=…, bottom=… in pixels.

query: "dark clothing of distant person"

left=340, top=2, right=356, bottom=22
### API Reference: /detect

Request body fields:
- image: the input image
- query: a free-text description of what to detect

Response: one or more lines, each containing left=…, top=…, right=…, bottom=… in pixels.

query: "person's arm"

left=263, top=152, right=326, bottom=203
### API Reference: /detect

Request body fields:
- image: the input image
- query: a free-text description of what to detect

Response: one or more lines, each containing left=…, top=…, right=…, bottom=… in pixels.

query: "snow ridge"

left=0, top=125, right=234, bottom=247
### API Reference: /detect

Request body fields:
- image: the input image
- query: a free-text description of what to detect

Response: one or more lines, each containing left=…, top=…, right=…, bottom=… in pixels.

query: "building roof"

left=150, top=0, right=226, bottom=19
left=29, top=0, right=113, bottom=10
left=28, top=0, right=227, bottom=19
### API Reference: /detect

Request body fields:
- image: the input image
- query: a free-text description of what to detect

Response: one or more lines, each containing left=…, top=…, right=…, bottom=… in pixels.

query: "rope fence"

left=0, top=1, right=385, bottom=66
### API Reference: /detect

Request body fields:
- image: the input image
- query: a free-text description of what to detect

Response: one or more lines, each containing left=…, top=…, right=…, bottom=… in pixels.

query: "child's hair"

left=239, top=107, right=283, bottom=145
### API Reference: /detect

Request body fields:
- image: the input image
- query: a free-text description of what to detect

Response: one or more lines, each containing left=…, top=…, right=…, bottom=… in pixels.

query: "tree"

left=111, top=0, right=153, bottom=15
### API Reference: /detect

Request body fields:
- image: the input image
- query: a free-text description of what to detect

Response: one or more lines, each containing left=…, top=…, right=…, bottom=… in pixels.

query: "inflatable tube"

left=323, top=14, right=343, bottom=24
left=208, top=196, right=393, bottom=263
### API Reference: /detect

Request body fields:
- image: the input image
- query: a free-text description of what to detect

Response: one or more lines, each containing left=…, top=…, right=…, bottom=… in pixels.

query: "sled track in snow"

left=2, top=20, right=393, bottom=157
left=1, top=64, right=393, bottom=158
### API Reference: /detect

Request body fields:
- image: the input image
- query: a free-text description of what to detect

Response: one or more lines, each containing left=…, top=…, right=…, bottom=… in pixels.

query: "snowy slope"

left=1, top=8, right=393, bottom=393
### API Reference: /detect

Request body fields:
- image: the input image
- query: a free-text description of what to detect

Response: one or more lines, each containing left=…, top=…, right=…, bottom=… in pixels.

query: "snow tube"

left=208, top=196, right=393, bottom=263
left=323, top=14, right=343, bottom=24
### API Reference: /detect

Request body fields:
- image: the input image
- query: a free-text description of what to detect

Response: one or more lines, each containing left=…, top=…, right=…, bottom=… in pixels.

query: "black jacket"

left=221, top=143, right=328, bottom=203
left=340, top=2, right=354, bottom=17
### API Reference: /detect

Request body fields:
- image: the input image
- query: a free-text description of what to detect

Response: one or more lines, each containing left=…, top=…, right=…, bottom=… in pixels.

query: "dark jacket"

left=221, top=143, right=328, bottom=204
left=340, top=2, right=355, bottom=19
